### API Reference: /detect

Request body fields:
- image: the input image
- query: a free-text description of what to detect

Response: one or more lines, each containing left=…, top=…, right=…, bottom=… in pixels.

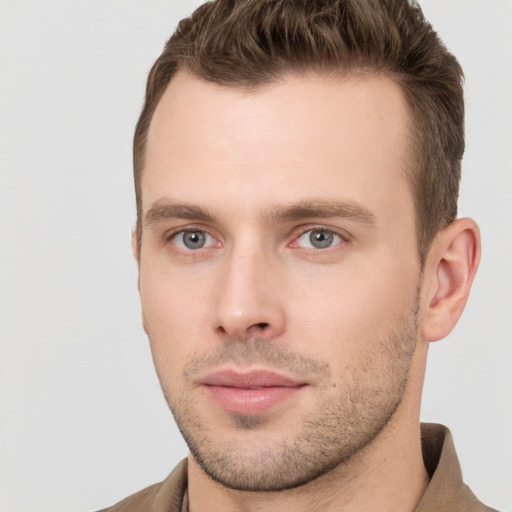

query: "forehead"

left=143, top=71, right=413, bottom=223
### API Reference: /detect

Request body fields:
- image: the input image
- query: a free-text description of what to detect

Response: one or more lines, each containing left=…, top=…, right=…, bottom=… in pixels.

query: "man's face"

left=138, top=71, right=423, bottom=491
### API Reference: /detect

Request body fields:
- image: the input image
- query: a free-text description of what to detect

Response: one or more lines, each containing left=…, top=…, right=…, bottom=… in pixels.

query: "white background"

left=1, top=1, right=511, bottom=511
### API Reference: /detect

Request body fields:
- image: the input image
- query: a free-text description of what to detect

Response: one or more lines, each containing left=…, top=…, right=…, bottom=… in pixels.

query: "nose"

left=213, top=246, right=286, bottom=342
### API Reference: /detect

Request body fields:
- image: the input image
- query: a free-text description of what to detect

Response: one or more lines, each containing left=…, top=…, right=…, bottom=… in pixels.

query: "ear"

left=132, top=229, right=141, bottom=264
left=131, top=229, right=148, bottom=333
left=131, top=229, right=141, bottom=294
left=421, top=218, right=481, bottom=342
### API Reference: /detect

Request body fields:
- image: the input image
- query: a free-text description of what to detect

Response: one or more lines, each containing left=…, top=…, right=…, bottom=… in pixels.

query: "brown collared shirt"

left=100, top=424, right=497, bottom=512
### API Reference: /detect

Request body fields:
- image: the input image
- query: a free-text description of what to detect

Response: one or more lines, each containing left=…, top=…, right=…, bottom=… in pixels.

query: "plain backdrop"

left=1, top=1, right=511, bottom=511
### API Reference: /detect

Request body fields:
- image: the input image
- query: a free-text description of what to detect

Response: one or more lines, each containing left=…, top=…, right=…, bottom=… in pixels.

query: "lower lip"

left=204, top=385, right=304, bottom=415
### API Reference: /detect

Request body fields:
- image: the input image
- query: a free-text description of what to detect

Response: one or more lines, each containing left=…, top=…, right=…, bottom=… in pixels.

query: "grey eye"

left=183, top=231, right=205, bottom=249
left=173, top=230, right=216, bottom=250
left=309, top=230, right=334, bottom=248
left=296, top=229, right=342, bottom=249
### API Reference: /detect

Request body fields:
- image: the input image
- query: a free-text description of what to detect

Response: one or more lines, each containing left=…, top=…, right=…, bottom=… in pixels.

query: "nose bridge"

left=214, top=237, right=285, bottom=341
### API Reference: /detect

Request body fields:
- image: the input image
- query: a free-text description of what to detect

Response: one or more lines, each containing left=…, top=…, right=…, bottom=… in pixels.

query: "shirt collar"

left=152, top=423, right=491, bottom=512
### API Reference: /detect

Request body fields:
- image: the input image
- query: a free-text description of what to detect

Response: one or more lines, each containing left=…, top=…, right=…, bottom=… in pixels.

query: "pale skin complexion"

left=135, top=70, right=480, bottom=512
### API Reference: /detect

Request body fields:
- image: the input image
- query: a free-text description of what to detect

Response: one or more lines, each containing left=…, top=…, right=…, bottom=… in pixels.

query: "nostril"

left=255, top=322, right=269, bottom=330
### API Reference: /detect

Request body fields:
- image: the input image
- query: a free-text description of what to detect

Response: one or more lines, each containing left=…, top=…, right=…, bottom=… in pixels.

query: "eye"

left=295, top=229, right=343, bottom=249
left=172, top=230, right=218, bottom=250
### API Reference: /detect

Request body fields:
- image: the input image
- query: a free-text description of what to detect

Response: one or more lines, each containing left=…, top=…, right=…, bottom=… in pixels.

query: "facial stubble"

left=155, top=304, right=419, bottom=492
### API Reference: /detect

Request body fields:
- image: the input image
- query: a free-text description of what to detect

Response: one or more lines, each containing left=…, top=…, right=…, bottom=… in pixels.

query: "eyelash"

left=164, top=225, right=349, bottom=253
left=164, top=225, right=220, bottom=250
left=292, top=227, right=347, bottom=250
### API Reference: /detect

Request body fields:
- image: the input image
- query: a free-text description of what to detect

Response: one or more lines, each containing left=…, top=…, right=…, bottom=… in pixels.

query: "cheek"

left=139, top=264, right=215, bottom=375
left=140, top=255, right=214, bottom=323
left=287, top=261, right=418, bottom=360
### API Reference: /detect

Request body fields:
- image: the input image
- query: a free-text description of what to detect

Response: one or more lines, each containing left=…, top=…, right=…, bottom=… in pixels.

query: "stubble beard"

left=156, top=303, right=419, bottom=492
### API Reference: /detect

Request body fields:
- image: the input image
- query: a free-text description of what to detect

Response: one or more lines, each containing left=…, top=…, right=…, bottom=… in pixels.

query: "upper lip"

left=201, top=369, right=305, bottom=389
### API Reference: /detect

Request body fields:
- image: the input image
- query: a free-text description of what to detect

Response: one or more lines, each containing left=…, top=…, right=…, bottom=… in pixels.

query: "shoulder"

left=417, top=424, right=498, bottom=512
left=96, top=481, right=164, bottom=512
left=97, top=459, right=188, bottom=512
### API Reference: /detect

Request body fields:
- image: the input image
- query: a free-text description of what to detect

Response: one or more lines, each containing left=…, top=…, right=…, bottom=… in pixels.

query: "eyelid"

left=163, top=223, right=216, bottom=239
left=163, top=224, right=222, bottom=249
left=289, top=225, right=351, bottom=248
left=161, top=223, right=350, bottom=251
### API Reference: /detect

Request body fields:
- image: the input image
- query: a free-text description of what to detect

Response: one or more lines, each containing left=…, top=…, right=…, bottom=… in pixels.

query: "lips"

left=201, top=369, right=306, bottom=415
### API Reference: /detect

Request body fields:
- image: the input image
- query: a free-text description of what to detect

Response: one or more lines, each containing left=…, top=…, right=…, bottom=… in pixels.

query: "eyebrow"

left=266, top=200, right=377, bottom=226
left=144, top=199, right=377, bottom=228
left=144, top=201, right=215, bottom=226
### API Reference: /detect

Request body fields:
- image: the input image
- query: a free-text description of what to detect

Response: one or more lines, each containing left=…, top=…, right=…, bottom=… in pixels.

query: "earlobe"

left=421, top=218, right=481, bottom=342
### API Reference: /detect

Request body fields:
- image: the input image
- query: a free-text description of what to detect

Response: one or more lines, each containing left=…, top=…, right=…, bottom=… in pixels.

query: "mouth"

left=200, top=369, right=307, bottom=415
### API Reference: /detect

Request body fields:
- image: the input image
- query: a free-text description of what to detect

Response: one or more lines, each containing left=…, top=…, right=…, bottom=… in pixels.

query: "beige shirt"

left=100, top=423, right=497, bottom=512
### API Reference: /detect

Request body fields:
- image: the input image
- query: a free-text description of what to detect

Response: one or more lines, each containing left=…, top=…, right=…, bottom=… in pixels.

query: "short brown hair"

left=134, top=0, right=464, bottom=265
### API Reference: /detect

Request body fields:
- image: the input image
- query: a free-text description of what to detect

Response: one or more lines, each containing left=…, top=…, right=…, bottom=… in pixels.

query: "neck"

left=186, top=418, right=429, bottom=512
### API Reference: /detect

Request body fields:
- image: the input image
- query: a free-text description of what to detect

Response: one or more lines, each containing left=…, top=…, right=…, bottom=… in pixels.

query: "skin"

left=135, top=71, right=480, bottom=512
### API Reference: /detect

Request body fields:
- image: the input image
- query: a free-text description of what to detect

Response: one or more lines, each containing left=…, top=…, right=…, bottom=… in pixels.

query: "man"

left=101, top=0, right=495, bottom=510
